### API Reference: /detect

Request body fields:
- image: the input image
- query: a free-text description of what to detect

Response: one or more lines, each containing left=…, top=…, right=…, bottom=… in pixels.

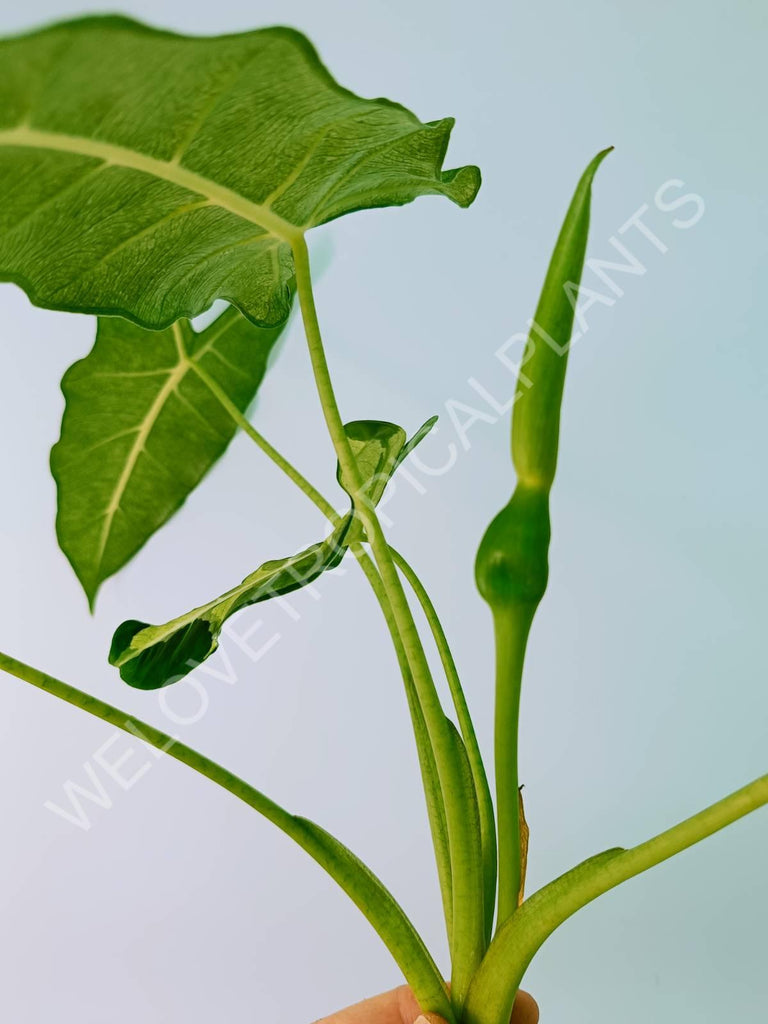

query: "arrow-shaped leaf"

left=111, top=417, right=437, bottom=689
left=51, top=308, right=286, bottom=608
left=0, top=16, right=479, bottom=329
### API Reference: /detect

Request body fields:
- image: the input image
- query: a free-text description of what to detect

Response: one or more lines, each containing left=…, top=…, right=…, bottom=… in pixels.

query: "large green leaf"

left=0, top=16, right=480, bottom=328
left=111, top=416, right=437, bottom=689
left=51, top=308, right=285, bottom=608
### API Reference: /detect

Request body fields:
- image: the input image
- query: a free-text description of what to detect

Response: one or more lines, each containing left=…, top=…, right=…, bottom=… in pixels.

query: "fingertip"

left=511, top=989, right=539, bottom=1024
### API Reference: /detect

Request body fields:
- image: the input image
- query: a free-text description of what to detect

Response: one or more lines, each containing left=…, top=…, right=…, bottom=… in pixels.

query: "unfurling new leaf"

left=110, top=417, right=437, bottom=689
left=109, top=519, right=353, bottom=690
left=340, top=416, right=438, bottom=540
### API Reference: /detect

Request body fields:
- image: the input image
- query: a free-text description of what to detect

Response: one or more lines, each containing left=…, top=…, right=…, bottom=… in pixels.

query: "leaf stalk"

left=464, top=774, right=768, bottom=1024
left=0, top=649, right=455, bottom=1021
left=292, top=235, right=486, bottom=1010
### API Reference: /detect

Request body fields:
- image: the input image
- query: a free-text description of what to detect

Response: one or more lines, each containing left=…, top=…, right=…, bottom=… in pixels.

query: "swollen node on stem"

left=475, top=149, right=612, bottom=930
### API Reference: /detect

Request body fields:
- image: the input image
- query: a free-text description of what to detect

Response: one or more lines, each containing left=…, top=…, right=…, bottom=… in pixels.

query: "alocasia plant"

left=0, top=16, right=765, bottom=1024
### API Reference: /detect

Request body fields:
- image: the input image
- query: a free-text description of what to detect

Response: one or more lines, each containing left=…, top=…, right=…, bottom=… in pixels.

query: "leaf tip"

left=441, top=163, right=482, bottom=208
left=109, top=619, right=149, bottom=669
left=587, top=146, right=614, bottom=178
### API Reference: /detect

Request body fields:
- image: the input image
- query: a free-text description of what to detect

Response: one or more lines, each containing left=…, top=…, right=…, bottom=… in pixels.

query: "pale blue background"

left=0, top=1, right=765, bottom=1022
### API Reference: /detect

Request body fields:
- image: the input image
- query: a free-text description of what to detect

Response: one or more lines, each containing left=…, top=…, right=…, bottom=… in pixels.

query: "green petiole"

left=292, top=235, right=486, bottom=1011
left=190, top=333, right=461, bottom=953
left=0, top=650, right=455, bottom=1021
left=464, top=772, right=768, bottom=1024
left=391, top=547, right=498, bottom=943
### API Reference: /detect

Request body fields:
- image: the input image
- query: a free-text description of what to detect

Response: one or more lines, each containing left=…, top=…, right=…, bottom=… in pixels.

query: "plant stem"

left=189, top=261, right=487, bottom=995
left=464, top=773, right=768, bottom=1024
left=192, top=325, right=459, bottom=947
left=492, top=603, right=536, bottom=927
left=391, top=546, right=498, bottom=941
left=187, top=354, right=337, bottom=521
left=353, top=542, right=454, bottom=942
left=475, top=152, right=611, bottom=938
left=292, top=234, right=485, bottom=1010
left=0, top=649, right=455, bottom=1022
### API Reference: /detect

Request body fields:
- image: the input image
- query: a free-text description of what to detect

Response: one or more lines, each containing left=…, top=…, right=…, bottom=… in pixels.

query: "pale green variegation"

left=341, top=415, right=438, bottom=539
left=109, top=517, right=353, bottom=690
left=109, top=417, right=437, bottom=690
left=52, top=308, right=286, bottom=608
left=0, top=15, right=479, bottom=329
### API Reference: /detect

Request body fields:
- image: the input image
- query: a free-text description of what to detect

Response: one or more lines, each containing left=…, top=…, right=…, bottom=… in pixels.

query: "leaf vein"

left=4, top=162, right=109, bottom=237
left=0, top=126, right=298, bottom=242
left=95, top=357, right=190, bottom=569
left=53, top=426, right=142, bottom=472
left=171, top=53, right=261, bottom=165
left=51, top=198, right=212, bottom=297
left=171, top=383, right=231, bottom=441
left=303, top=123, right=424, bottom=226
left=200, top=346, right=251, bottom=381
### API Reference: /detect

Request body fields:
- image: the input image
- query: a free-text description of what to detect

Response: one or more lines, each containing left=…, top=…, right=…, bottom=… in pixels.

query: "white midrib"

left=119, top=527, right=340, bottom=661
left=0, top=125, right=301, bottom=244
left=94, top=322, right=223, bottom=579
left=95, top=341, right=190, bottom=570
left=88, top=313, right=271, bottom=585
